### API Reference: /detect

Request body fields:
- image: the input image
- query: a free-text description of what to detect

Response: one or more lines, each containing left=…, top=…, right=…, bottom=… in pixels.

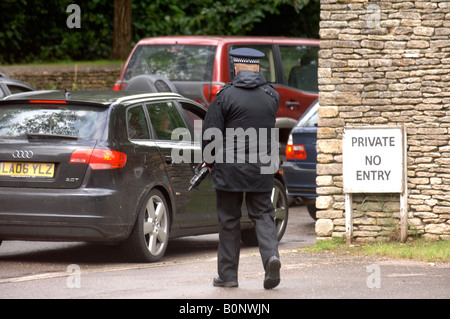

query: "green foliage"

left=132, top=0, right=316, bottom=39
left=302, top=236, right=346, bottom=252
left=0, top=0, right=113, bottom=64
left=0, top=0, right=318, bottom=64
left=302, top=237, right=450, bottom=263
left=362, top=239, right=450, bottom=263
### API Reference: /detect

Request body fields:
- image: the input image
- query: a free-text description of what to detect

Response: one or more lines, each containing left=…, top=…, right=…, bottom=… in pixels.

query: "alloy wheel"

left=143, top=194, right=169, bottom=257
left=272, top=179, right=288, bottom=241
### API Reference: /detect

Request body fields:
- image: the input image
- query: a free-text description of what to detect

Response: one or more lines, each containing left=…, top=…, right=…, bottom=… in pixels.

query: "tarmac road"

left=0, top=204, right=449, bottom=300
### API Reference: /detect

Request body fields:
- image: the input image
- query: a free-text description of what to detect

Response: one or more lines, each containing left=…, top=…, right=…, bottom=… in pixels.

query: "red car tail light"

left=29, top=100, right=67, bottom=104
left=286, top=143, right=307, bottom=160
left=70, top=149, right=127, bottom=169
left=286, top=135, right=307, bottom=160
left=113, top=82, right=126, bottom=91
left=203, top=84, right=223, bottom=104
left=70, top=149, right=93, bottom=164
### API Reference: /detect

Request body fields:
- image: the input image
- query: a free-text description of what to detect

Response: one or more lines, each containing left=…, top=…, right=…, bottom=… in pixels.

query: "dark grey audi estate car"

left=0, top=91, right=288, bottom=262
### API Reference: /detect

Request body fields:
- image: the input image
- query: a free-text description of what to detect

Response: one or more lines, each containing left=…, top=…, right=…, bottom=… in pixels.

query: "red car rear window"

left=124, top=45, right=217, bottom=82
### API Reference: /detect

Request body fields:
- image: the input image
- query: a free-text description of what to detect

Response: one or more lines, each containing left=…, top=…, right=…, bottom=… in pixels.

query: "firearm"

left=188, top=162, right=210, bottom=191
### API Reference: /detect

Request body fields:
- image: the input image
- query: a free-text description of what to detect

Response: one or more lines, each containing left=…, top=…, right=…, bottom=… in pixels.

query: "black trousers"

left=216, top=189, right=279, bottom=282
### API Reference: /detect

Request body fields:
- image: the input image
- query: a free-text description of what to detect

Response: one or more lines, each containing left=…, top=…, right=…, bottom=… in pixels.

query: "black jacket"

left=202, top=71, right=280, bottom=192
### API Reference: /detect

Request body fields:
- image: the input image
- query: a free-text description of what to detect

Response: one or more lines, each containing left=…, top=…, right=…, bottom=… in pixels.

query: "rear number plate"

left=0, top=162, right=55, bottom=178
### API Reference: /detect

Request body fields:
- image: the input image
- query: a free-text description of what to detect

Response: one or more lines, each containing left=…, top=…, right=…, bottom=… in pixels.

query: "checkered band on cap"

left=232, top=57, right=260, bottom=64
left=229, top=48, right=265, bottom=65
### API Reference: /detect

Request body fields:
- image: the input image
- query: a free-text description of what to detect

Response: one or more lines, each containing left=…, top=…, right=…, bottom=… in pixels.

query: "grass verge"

left=302, top=237, right=450, bottom=263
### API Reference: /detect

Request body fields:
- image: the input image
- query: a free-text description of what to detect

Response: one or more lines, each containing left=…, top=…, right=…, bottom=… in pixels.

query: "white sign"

left=343, top=126, right=405, bottom=193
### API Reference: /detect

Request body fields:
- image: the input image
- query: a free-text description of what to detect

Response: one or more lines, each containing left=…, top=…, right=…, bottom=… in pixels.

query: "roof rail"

left=115, top=92, right=182, bottom=104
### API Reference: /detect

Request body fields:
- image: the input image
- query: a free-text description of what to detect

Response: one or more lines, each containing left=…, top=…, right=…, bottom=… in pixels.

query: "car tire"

left=241, top=179, right=289, bottom=246
left=307, top=202, right=317, bottom=220
left=122, top=189, right=170, bottom=262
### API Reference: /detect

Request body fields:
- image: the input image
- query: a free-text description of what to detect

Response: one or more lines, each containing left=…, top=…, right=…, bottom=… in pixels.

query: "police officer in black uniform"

left=202, top=48, right=281, bottom=289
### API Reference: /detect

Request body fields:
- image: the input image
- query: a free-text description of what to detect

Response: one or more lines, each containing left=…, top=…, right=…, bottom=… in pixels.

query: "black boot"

left=264, top=256, right=281, bottom=289
left=213, top=276, right=239, bottom=288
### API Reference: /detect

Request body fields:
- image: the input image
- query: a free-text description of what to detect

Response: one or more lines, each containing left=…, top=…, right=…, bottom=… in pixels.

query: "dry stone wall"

left=1, top=64, right=122, bottom=91
left=318, top=0, right=450, bottom=242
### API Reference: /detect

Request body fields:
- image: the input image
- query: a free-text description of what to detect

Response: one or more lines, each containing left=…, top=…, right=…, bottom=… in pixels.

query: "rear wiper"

left=26, top=133, right=78, bottom=140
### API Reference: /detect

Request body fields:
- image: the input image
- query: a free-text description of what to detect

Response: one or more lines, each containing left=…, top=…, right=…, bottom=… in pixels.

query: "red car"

left=114, top=36, right=319, bottom=159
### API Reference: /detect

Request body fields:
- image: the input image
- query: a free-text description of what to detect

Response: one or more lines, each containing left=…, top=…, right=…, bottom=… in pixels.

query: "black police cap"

left=229, top=48, right=265, bottom=64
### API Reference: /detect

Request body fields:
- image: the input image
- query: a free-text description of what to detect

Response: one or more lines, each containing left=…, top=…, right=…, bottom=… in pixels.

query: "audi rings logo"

left=12, top=150, right=34, bottom=159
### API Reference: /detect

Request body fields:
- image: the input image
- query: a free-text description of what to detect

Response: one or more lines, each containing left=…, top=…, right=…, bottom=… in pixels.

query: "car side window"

left=8, top=84, right=32, bottom=94
left=179, top=101, right=206, bottom=142
left=146, top=101, right=187, bottom=141
left=127, top=105, right=150, bottom=140
left=229, top=45, right=276, bottom=83
left=279, top=45, right=319, bottom=92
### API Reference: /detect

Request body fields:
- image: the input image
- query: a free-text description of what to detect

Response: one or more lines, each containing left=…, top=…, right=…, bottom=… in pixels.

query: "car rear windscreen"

left=124, top=45, right=217, bottom=82
left=0, top=104, right=107, bottom=140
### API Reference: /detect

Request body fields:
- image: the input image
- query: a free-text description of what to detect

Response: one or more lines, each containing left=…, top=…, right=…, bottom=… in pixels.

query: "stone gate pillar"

left=317, top=0, right=450, bottom=242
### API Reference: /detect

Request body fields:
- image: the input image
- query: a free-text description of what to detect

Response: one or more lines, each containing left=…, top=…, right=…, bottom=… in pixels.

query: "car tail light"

left=70, top=149, right=93, bottom=164
left=29, top=100, right=67, bottom=104
left=70, top=149, right=127, bottom=170
left=203, top=84, right=223, bottom=104
left=113, top=81, right=126, bottom=91
left=286, top=135, right=307, bottom=160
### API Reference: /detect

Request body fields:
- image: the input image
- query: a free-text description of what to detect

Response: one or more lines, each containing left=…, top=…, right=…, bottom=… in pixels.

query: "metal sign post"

left=342, top=126, right=407, bottom=244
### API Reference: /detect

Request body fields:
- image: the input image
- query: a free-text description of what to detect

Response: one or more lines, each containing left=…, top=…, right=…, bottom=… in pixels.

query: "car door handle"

left=165, top=155, right=174, bottom=165
left=286, top=101, right=300, bottom=110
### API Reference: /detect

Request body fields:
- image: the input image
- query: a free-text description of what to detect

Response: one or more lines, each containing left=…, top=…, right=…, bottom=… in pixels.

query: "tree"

left=0, top=0, right=319, bottom=64
left=131, top=0, right=318, bottom=41
left=112, top=0, right=132, bottom=60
